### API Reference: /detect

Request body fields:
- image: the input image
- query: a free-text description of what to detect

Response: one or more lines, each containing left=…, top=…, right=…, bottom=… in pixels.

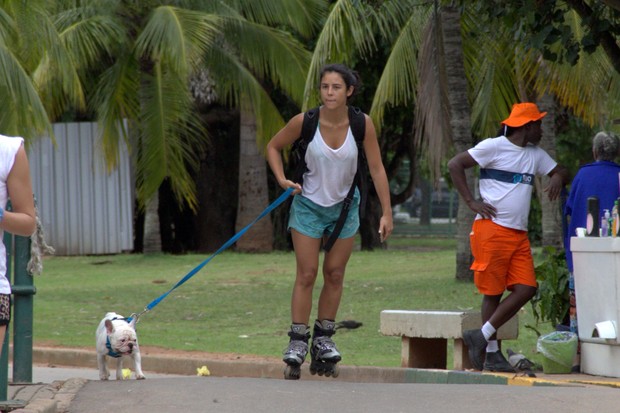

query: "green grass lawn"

left=29, top=236, right=555, bottom=369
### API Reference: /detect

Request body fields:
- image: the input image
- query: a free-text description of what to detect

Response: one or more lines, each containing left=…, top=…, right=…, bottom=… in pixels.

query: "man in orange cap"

left=448, top=102, right=569, bottom=372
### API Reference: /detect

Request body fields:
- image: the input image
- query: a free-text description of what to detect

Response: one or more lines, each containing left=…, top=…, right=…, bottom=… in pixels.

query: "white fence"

left=27, top=123, right=134, bottom=255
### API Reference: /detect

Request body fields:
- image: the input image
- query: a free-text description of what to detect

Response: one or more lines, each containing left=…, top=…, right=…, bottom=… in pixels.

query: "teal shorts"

left=288, top=189, right=360, bottom=239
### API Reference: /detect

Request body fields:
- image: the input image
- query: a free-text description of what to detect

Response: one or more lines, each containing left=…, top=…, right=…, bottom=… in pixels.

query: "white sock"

left=481, top=322, right=496, bottom=341
left=486, top=340, right=499, bottom=353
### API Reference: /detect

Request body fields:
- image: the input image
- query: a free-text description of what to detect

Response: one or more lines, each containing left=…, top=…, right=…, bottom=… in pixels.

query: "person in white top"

left=448, top=103, right=568, bottom=372
left=267, top=63, right=392, bottom=380
left=0, top=135, right=36, bottom=357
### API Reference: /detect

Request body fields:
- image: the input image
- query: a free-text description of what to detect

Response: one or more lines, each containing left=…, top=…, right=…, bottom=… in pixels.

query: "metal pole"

left=12, top=235, right=33, bottom=383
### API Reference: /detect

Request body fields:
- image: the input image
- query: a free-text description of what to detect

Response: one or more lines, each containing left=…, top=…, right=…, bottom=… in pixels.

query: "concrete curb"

left=32, top=347, right=507, bottom=383
left=30, top=346, right=590, bottom=386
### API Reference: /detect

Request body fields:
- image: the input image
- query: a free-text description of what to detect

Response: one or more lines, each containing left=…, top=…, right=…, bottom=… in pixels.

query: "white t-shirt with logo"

left=468, top=136, right=557, bottom=231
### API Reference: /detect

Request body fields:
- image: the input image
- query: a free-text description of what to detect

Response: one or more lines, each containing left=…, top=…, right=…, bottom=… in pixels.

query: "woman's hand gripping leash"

left=281, top=180, right=302, bottom=196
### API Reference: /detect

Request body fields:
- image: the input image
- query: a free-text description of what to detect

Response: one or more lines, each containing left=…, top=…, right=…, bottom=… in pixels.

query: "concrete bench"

left=379, top=310, right=519, bottom=370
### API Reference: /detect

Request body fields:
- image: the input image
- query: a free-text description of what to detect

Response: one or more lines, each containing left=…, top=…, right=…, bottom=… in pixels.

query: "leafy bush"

left=530, top=246, right=570, bottom=333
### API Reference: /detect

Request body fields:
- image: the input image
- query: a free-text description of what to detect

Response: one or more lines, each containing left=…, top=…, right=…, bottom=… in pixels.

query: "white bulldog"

left=96, top=312, right=145, bottom=380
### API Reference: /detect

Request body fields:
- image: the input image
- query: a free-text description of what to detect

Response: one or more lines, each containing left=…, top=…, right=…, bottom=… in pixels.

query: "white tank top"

left=301, top=126, right=358, bottom=207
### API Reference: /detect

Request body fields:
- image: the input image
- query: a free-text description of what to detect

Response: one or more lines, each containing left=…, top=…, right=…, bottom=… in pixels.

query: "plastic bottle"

left=586, top=197, right=600, bottom=236
left=615, top=198, right=620, bottom=236
left=612, top=200, right=619, bottom=237
left=602, top=209, right=610, bottom=237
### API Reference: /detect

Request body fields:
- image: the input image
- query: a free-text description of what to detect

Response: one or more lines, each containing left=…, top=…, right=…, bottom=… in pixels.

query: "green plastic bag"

left=536, top=331, right=578, bottom=374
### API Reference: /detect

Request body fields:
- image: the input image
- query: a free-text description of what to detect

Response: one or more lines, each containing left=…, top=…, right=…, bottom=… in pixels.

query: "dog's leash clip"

left=128, top=308, right=149, bottom=324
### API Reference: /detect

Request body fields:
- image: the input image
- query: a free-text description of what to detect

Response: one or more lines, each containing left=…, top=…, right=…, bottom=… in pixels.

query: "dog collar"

left=106, top=336, right=123, bottom=358
left=105, top=317, right=130, bottom=358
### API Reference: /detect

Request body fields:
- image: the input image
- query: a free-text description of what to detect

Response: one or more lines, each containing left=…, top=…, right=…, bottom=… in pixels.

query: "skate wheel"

left=284, top=364, right=301, bottom=380
left=323, top=362, right=338, bottom=378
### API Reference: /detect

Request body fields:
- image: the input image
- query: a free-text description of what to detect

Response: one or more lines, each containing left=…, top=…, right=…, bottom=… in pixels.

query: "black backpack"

left=290, top=106, right=368, bottom=251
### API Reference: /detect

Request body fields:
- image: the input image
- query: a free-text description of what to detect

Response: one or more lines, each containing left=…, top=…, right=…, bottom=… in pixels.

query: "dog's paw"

left=136, top=374, right=146, bottom=380
left=99, top=374, right=109, bottom=381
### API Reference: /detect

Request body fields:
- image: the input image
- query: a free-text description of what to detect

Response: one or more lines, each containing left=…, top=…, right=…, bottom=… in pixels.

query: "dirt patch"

left=140, top=346, right=281, bottom=363
left=33, top=342, right=280, bottom=364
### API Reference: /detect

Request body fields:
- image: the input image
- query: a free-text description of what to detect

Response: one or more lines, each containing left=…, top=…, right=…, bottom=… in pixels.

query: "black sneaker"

left=483, top=351, right=515, bottom=372
left=463, top=329, right=486, bottom=370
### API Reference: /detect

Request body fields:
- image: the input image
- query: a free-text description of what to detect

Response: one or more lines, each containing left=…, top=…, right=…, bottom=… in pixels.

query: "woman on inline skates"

left=266, top=63, right=393, bottom=379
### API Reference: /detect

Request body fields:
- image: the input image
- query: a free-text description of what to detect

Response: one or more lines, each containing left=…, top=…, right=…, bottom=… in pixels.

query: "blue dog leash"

left=128, top=187, right=294, bottom=323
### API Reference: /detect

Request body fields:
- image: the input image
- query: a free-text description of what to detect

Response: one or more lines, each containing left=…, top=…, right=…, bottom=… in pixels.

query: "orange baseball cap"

left=501, top=103, right=547, bottom=127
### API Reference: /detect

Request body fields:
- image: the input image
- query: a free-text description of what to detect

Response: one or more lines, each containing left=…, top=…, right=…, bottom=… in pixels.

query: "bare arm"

left=266, top=113, right=304, bottom=195
left=447, top=151, right=497, bottom=219
left=5, top=145, right=35, bottom=236
left=362, top=115, right=393, bottom=242
left=544, top=164, right=570, bottom=201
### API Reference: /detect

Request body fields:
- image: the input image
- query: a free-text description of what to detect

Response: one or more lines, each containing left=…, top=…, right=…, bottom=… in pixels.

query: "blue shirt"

left=564, top=160, right=620, bottom=271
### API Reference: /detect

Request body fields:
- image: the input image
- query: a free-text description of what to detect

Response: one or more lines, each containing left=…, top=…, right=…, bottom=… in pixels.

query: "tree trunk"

left=440, top=6, right=476, bottom=281
left=359, top=189, right=384, bottom=250
left=143, top=192, right=162, bottom=254
left=236, top=101, right=273, bottom=252
left=536, top=94, right=563, bottom=248
left=419, top=179, right=432, bottom=225
left=194, top=107, right=239, bottom=253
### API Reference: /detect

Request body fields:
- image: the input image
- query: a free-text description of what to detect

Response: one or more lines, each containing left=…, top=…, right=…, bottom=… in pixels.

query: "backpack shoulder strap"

left=348, top=106, right=369, bottom=220
left=291, top=107, right=320, bottom=184
left=300, top=106, right=320, bottom=146
left=348, top=106, right=366, bottom=144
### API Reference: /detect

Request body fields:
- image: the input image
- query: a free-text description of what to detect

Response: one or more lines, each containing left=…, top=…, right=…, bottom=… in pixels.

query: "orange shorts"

left=469, top=219, right=537, bottom=295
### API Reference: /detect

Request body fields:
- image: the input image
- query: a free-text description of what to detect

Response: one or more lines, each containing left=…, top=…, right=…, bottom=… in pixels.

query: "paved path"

left=66, top=375, right=620, bottom=413
left=5, top=348, right=620, bottom=413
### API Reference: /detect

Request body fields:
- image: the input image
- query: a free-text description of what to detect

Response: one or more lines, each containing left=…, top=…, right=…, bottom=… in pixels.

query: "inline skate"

left=309, top=319, right=341, bottom=378
left=282, top=324, right=310, bottom=380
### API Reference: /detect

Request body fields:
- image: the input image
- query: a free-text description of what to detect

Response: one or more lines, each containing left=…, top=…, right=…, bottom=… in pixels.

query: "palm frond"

left=0, top=7, right=16, bottom=46
left=205, top=46, right=286, bottom=149
left=414, top=15, right=450, bottom=181
left=0, top=46, right=52, bottom=141
left=303, top=0, right=375, bottom=109
left=209, top=0, right=327, bottom=39
left=461, top=6, right=519, bottom=138
left=372, top=0, right=423, bottom=43
left=219, top=15, right=310, bottom=105
left=370, top=5, right=430, bottom=131
left=135, top=6, right=222, bottom=77
left=53, top=7, right=127, bottom=70
left=136, top=62, right=205, bottom=212
left=92, top=54, right=141, bottom=169
left=523, top=9, right=619, bottom=129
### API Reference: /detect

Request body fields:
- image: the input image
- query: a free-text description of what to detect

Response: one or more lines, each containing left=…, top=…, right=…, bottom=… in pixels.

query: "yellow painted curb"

left=564, top=379, right=620, bottom=388
left=483, top=371, right=620, bottom=388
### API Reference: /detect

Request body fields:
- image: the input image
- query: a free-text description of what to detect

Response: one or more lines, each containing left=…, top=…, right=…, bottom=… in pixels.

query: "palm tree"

left=434, top=5, right=477, bottom=280
left=45, top=0, right=324, bottom=253
left=301, top=0, right=620, bottom=267
left=195, top=1, right=326, bottom=252
left=416, top=2, right=620, bottom=271
left=520, top=8, right=620, bottom=247
left=47, top=2, right=219, bottom=252
left=0, top=1, right=76, bottom=142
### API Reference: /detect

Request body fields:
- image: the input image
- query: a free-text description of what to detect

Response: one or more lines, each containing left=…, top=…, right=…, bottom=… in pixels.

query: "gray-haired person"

left=564, top=131, right=620, bottom=371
